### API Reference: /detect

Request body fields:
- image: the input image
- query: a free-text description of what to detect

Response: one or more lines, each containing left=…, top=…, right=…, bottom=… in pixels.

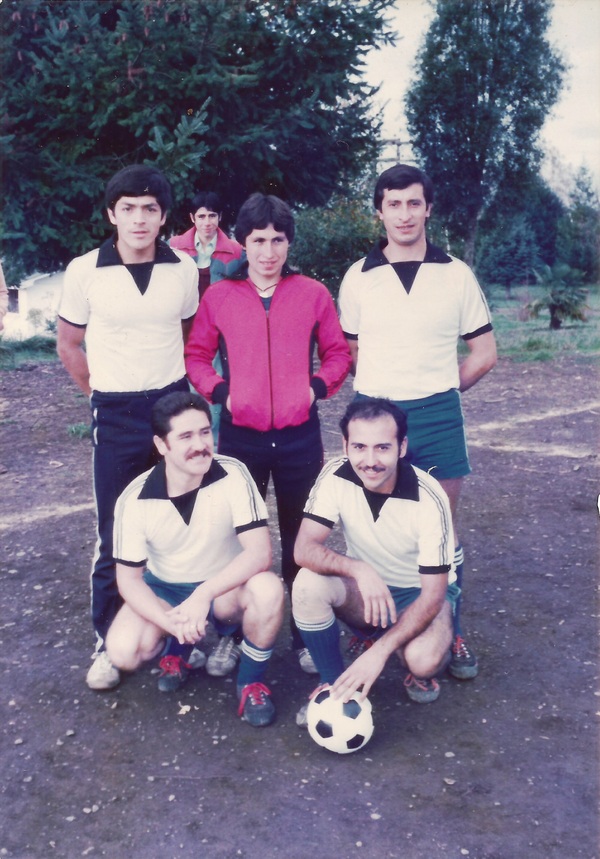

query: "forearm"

left=183, top=313, right=222, bottom=397
left=184, top=345, right=222, bottom=400
left=458, top=355, right=493, bottom=392
left=295, top=537, right=361, bottom=579
left=58, top=345, right=91, bottom=396
left=459, top=332, right=497, bottom=392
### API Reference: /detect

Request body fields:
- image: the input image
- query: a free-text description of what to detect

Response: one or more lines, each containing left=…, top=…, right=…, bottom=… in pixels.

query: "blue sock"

left=453, top=544, right=464, bottom=637
left=294, top=615, right=344, bottom=685
left=236, top=637, right=273, bottom=690
left=162, top=637, right=194, bottom=663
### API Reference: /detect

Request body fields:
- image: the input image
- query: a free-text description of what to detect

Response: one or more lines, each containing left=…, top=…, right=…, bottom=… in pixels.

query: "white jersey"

left=304, top=456, right=455, bottom=589
left=58, top=239, right=198, bottom=393
left=113, top=454, right=268, bottom=584
left=339, top=241, right=493, bottom=401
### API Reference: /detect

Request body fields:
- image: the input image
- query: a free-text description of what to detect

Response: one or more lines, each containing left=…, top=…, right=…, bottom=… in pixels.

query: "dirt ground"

left=0, top=354, right=598, bottom=859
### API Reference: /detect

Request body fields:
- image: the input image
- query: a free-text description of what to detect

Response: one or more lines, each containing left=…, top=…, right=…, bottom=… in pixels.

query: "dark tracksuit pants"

left=218, top=416, right=323, bottom=650
left=90, top=378, right=188, bottom=646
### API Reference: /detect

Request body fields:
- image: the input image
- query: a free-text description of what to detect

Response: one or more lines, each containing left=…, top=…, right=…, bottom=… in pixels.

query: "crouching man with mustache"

left=292, top=397, right=459, bottom=724
left=105, top=391, right=284, bottom=727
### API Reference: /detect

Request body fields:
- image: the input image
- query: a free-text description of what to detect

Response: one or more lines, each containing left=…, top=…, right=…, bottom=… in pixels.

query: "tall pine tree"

left=405, top=0, right=564, bottom=265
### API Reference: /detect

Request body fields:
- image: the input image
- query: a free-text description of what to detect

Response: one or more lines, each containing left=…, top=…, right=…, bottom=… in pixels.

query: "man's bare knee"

left=403, top=604, right=452, bottom=677
left=292, top=567, right=345, bottom=620
left=105, top=638, right=142, bottom=672
left=244, top=571, right=285, bottom=614
left=105, top=611, right=163, bottom=671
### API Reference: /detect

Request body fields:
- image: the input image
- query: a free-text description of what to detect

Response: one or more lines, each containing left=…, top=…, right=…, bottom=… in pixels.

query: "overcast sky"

left=364, top=0, right=600, bottom=192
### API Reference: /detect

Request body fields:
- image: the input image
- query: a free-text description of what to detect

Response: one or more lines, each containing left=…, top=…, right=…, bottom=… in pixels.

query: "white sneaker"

left=297, top=647, right=318, bottom=674
left=206, top=636, right=241, bottom=677
left=86, top=651, right=120, bottom=690
left=187, top=647, right=207, bottom=670
left=296, top=702, right=309, bottom=727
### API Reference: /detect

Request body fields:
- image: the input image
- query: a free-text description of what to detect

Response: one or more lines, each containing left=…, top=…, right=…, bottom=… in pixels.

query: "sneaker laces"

left=159, top=655, right=189, bottom=677
left=404, top=674, right=439, bottom=693
left=452, top=635, right=471, bottom=658
left=214, top=636, right=237, bottom=660
left=237, top=682, right=271, bottom=716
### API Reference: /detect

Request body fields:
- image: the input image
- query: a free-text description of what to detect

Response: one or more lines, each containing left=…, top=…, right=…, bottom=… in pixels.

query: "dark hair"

left=340, top=398, right=408, bottom=443
left=189, top=191, right=222, bottom=216
left=151, top=391, right=212, bottom=439
left=105, top=165, right=173, bottom=214
left=373, top=164, right=434, bottom=211
left=234, top=193, right=295, bottom=245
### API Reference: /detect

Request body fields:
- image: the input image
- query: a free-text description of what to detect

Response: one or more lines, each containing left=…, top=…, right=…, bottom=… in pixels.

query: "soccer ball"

left=306, top=685, right=374, bottom=754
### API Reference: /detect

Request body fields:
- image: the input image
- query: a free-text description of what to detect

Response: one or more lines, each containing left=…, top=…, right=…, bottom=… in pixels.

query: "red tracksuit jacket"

left=184, top=271, right=351, bottom=431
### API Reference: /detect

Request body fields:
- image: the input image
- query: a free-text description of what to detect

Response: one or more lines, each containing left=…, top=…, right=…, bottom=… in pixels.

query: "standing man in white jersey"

left=57, top=165, right=199, bottom=691
left=338, top=164, right=497, bottom=680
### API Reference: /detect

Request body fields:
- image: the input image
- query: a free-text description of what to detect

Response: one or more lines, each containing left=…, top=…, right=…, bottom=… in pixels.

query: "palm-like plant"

left=527, top=263, right=589, bottom=330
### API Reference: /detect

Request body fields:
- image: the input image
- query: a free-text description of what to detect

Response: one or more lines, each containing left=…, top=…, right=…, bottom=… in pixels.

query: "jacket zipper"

left=265, top=301, right=275, bottom=429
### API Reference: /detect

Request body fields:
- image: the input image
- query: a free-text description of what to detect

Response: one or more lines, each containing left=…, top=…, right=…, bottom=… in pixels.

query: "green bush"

left=0, top=335, right=57, bottom=369
left=290, top=198, right=381, bottom=299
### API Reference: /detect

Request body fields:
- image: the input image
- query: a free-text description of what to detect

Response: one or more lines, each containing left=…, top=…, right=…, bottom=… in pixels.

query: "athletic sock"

left=453, top=544, right=465, bottom=637
left=294, top=615, right=344, bottom=685
left=161, top=637, right=194, bottom=663
left=236, top=638, right=273, bottom=690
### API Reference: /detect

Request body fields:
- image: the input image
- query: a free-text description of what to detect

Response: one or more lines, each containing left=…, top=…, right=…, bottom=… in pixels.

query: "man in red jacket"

left=185, top=193, right=351, bottom=673
left=169, top=191, right=244, bottom=300
left=170, top=190, right=245, bottom=445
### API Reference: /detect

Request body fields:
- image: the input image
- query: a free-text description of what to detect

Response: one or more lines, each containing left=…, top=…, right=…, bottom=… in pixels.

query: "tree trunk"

left=464, top=211, right=481, bottom=268
left=549, top=304, right=562, bottom=329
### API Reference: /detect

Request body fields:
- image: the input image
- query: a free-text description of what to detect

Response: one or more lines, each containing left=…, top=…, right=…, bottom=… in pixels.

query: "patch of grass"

left=0, top=335, right=57, bottom=370
left=67, top=422, right=91, bottom=439
left=488, top=283, right=600, bottom=361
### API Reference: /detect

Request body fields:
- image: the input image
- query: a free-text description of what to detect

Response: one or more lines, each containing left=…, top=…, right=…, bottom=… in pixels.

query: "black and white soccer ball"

left=306, top=685, right=374, bottom=754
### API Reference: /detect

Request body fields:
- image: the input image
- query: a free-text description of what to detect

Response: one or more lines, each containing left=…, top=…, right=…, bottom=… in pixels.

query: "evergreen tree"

left=405, top=0, right=564, bottom=265
left=557, top=167, right=600, bottom=282
left=0, top=0, right=394, bottom=284
left=476, top=175, right=564, bottom=288
left=476, top=215, right=539, bottom=295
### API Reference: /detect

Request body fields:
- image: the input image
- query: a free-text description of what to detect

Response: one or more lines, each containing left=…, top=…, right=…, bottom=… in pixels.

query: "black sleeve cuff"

left=310, top=377, right=327, bottom=400
left=462, top=322, right=493, bottom=340
left=58, top=315, right=87, bottom=329
left=303, top=512, right=335, bottom=530
left=235, top=519, right=269, bottom=534
left=212, top=381, right=229, bottom=405
left=418, top=564, right=451, bottom=575
left=114, top=557, right=147, bottom=568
